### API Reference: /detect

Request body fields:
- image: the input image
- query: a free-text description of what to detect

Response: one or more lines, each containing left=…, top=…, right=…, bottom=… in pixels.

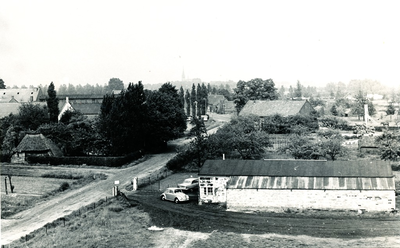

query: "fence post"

left=4, top=177, right=8, bottom=195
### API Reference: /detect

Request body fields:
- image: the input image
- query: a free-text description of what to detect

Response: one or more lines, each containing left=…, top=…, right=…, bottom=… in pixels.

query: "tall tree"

left=185, top=89, right=191, bottom=116
left=0, top=79, right=6, bottom=89
left=376, top=130, right=400, bottom=161
left=179, top=86, right=185, bottom=110
left=46, top=82, right=59, bottom=123
left=234, top=78, right=278, bottom=113
left=386, top=102, right=396, bottom=121
left=146, top=83, right=187, bottom=150
left=294, top=80, right=302, bottom=98
left=107, top=78, right=124, bottom=91
left=18, top=103, right=50, bottom=130
left=98, top=81, right=146, bottom=155
left=191, top=84, right=197, bottom=118
left=201, top=83, right=208, bottom=114
left=208, top=115, right=271, bottom=159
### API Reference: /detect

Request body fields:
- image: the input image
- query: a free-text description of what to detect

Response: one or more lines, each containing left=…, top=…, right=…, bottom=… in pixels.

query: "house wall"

left=199, top=176, right=230, bottom=204
left=226, top=189, right=395, bottom=212
left=11, top=153, right=27, bottom=164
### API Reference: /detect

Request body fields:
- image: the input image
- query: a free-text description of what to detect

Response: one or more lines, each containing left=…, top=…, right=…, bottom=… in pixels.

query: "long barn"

left=198, top=160, right=396, bottom=212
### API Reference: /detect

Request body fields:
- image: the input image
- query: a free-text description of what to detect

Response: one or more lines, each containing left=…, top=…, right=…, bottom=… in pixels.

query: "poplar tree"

left=46, top=82, right=59, bottom=123
left=185, top=89, right=191, bottom=116
left=191, top=84, right=197, bottom=118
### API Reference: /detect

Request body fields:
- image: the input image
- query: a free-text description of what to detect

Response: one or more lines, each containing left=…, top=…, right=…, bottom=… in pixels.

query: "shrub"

left=59, top=182, right=70, bottom=192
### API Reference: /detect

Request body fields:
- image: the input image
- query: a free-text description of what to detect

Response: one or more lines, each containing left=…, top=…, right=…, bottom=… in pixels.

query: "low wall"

left=226, top=189, right=395, bottom=212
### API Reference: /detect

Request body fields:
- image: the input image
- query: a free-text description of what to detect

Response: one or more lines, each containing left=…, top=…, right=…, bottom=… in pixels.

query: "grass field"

left=1, top=167, right=107, bottom=219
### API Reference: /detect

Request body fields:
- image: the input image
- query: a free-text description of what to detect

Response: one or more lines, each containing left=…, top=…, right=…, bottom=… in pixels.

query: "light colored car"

left=160, top=188, right=190, bottom=203
left=178, top=178, right=199, bottom=189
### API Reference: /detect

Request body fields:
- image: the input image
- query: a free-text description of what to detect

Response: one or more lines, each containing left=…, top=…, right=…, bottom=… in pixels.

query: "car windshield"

left=174, top=189, right=183, bottom=193
left=183, top=179, right=193, bottom=184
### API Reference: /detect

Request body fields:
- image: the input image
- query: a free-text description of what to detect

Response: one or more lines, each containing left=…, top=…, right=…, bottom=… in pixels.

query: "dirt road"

left=1, top=152, right=175, bottom=245
left=130, top=190, right=400, bottom=240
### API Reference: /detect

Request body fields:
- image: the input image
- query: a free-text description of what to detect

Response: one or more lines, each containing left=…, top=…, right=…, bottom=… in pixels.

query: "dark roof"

left=70, top=103, right=102, bottom=115
left=239, top=100, right=311, bottom=117
left=199, top=160, right=393, bottom=178
left=15, top=134, right=63, bottom=156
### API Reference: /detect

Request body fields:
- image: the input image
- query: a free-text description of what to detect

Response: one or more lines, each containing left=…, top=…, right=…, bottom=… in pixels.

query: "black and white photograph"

left=1, top=1, right=400, bottom=247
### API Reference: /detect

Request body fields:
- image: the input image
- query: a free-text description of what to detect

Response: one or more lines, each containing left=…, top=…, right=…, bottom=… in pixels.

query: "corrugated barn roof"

left=200, top=160, right=394, bottom=178
left=227, top=176, right=395, bottom=190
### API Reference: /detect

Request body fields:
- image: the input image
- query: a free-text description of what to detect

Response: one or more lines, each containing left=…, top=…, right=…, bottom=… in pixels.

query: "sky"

left=1, top=0, right=399, bottom=89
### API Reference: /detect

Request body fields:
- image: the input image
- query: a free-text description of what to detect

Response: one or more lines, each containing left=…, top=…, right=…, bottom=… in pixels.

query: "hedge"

left=26, top=151, right=143, bottom=167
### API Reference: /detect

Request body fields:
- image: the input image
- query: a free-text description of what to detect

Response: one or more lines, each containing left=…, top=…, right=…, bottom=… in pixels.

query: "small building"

left=11, top=134, right=63, bottom=164
left=198, top=160, right=396, bottom=212
left=239, top=100, right=315, bottom=117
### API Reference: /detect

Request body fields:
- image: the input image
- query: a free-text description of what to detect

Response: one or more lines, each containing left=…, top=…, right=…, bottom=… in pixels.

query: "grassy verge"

left=9, top=195, right=156, bottom=248
left=1, top=173, right=107, bottom=218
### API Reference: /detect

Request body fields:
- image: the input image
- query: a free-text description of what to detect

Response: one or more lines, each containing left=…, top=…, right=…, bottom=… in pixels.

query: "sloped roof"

left=227, top=176, right=395, bottom=190
left=71, top=103, right=102, bottom=115
left=0, top=102, right=47, bottom=118
left=239, top=100, right=310, bottom=117
left=15, top=134, right=63, bottom=156
left=199, top=160, right=393, bottom=178
left=208, top=95, right=226, bottom=105
left=0, top=88, right=43, bottom=103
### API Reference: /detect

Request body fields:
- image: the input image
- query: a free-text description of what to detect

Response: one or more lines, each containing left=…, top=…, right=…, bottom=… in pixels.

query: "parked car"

left=178, top=178, right=199, bottom=189
left=160, top=188, right=190, bottom=203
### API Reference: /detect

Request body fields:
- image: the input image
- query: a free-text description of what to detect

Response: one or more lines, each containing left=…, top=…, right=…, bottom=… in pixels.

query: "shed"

left=198, top=160, right=395, bottom=212
left=11, top=134, right=63, bottom=163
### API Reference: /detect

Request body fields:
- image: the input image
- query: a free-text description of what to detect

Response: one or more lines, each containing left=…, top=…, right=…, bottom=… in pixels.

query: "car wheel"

left=161, top=195, right=166, bottom=201
left=174, top=198, right=179, bottom=204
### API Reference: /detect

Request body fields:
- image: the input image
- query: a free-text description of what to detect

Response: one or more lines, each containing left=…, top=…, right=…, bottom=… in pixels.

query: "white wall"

left=226, top=189, right=395, bottom=212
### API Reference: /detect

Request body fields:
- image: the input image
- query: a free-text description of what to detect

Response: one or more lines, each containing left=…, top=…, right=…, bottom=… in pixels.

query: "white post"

left=132, top=177, right=138, bottom=191
left=364, top=104, right=368, bottom=126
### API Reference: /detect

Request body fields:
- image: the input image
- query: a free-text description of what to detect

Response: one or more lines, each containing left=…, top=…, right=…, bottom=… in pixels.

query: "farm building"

left=239, top=100, right=315, bottom=117
left=11, top=134, right=63, bottom=163
left=58, top=97, right=102, bottom=120
left=198, top=160, right=396, bottom=212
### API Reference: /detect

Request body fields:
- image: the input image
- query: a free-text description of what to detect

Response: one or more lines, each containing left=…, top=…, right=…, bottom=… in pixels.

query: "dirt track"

left=129, top=190, right=400, bottom=239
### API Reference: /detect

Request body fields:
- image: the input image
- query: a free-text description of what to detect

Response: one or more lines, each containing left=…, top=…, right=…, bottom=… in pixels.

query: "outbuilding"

left=198, top=160, right=396, bottom=212
left=11, top=134, right=63, bottom=164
